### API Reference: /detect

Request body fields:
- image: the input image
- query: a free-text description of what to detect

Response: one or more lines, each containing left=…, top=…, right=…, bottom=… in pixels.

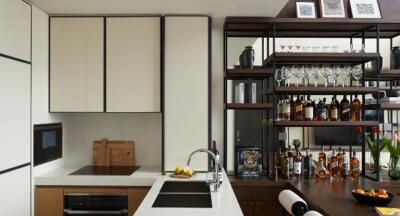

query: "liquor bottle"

left=350, top=151, right=360, bottom=179
left=329, top=149, right=338, bottom=178
left=295, top=96, right=304, bottom=121
left=303, top=149, right=312, bottom=179
left=330, top=96, right=339, bottom=121
left=288, top=145, right=294, bottom=175
left=293, top=148, right=302, bottom=175
left=341, top=149, right=349, bottom=178
left=281, top=150, right=290, bottom=179
left=304, top=95, right=314, bottom=121
left=316, top=158, right=327, bottom=180
left=318, top=146, right=327, bottom=168
left=351, top=95, right=361, bottom=121
left=340, top=94, right=351, bottom=121
left=277, top=96, right=283, bottom=120
left=311, top=99, right=317, bottom=120
left=316, top=98, right=328, bottom=121
left=336, top=147, right=344, bottom=177
left=282, top=96, right=291, bottom=121
left=290, top=95, right=295, bottom=120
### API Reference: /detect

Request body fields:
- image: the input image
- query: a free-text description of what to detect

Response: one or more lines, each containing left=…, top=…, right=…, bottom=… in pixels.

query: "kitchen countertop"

left=35, top=166, right=161, bottom=186
left=134, top=172, right=243, bottom=216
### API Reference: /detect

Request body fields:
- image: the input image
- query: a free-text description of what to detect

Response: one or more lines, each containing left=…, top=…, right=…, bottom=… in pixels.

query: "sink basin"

left=159, top=181, right=210, bottom=193
left=153, top=181, right=212, bottom=208
left=152, top=194, right=212, bottom=208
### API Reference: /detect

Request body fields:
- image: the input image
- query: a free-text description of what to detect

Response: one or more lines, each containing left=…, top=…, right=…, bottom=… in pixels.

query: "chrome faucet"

left=187, top=149, right=220, bottom=192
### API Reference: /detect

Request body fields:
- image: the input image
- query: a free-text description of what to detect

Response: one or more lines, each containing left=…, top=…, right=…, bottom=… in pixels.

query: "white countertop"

left=134, top=171, right=243, bottom=216
left=34, top=166, right=161, bottom=186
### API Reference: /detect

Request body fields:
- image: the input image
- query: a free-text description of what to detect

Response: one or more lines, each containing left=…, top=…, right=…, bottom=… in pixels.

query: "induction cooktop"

left=69, top=165, right=141, bottom=176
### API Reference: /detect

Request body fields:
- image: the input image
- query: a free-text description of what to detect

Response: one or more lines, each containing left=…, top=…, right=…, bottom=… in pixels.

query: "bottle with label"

left=329, top=149, right=338, bottom=178
left=340, top=94, right=351, bottom=121
left=277, top=96, right=283, bottom=121
left=336, top=147, right=344, bottom=177
left=303, top=149, right=312, bottom=179
left=318, top=146, right=327, bottom=168
left=341, top=149, right=349, bottom=178
left=351, top=95, right=362, bottom=121
left=312, top=99, right=317, bottom=120
left=295, top=96, right=304, bottom=121
left=276, top=147, right=283, bottom=177
left=293, top=148, right=302, bottom=175
left=281, top=149, right=290, bottom=179
left=316, top=158, right=327, bottom=180
left=282, top=96, right=291, bottom=121
left=290, top=95, right=295, bottom=120
left=350, top=151, right=360, bottom=179
left=316, top=98, right=328, bottom=121
left=288, top=145, right=294, bottom=175
left=304, top=95, right=314, bottom=121
left=330, top=96, right=339, bottom=121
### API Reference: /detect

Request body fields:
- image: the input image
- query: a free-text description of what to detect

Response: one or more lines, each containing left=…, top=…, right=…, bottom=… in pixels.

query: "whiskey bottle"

left=330, top=96, right=339, bottom=121
left=282, top=96, right=291, bottom=121
left=329, top=149, right=338, bottom=178
left=281, top=149, right=290, bottom=179
left=277, top=96, right=283, bottom=121
left=304, top=95, right=314, bottom=121
left=276, top=147, right=283, bottom=177
left=318, top=146, right=327, bottom=168
left=336, top=147, right=344, bottom=177
left=340, top=94, right=351, bottom=121
left=316, top=98, right=328, bottom=121
left=350, top=151, right=360, bottom=179
left=351, top=95, right=361, bottom=121
left=288, top=145, right=294, bottom=175
left=303, top=150, right=312, bottom=179
left=290, top=95, right=295, bottom=121
left=341, top=149, right=349, bottom=178
left=293, top=148, right=302, bottom=175
left=311, top=99, right=317, bottom=120
left=316, top=158, right=327, bottom=180
left=295, top=96, right=304, bottom=121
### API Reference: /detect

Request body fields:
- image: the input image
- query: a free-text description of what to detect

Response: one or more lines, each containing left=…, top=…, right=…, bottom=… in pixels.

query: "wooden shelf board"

left=274, top=120, right=378, bottom=127
left=365, top=68, right=400, bottom=81
left=263, top=52, right=378, bottom=66
left=225, top=103, right=273, bottom=110
left=274, top=86, right=378, bottom=94
left=225, top=68, right=273, bottom=79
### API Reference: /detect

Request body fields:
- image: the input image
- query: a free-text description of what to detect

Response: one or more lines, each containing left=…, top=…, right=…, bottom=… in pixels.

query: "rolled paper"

left=304, top=211, right=324, bottom=216
left=278, top=190, right=308, bottom=216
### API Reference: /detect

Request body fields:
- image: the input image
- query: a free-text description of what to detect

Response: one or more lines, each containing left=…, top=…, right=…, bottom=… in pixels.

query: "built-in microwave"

left=34, top=123, right=62, bottom=166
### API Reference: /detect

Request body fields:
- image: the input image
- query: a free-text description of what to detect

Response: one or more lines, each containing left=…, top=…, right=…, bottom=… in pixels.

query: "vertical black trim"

left=223, top=21, right=228, bottom=170
left=103, top=17, right=107, bottom=112
left=29, top=4, right=33, bottom=216
left=48, top=17, right=51, bottom=112
left=161, top=17, right=165, bottom=172
left=208, top=17, right=212, bottom=171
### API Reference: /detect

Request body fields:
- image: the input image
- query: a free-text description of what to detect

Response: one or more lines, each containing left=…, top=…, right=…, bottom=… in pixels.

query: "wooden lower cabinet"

left=233, top=185, right=285, bottom=216
left=34, top=186, right=150, bottom=216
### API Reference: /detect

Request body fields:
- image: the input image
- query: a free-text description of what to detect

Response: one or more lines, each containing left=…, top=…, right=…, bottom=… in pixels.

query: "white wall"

left=63, top=113, right=162, bottom=167
left=32, top=6, right=65, bottom=176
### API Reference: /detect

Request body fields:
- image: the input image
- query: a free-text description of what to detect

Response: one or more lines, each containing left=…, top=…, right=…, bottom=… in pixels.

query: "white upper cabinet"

left=0, top=0, right=31, bottom=61
left=0, top=57, right=30, bottom=171
left=164, top=16, right=210, bottom=171
left=106, top=17, right=161, bottom=112
left=50, top=17, right=104, bottom=112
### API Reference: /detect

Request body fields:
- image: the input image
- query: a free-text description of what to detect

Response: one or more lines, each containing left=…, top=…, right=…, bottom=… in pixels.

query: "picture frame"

left=296, top=2, right=317, bottom=18
left=319, top=0, right=347, bottom=18
left=349, top=0, right=381, bottom=18
left=236, top=147, right=262, bottom=177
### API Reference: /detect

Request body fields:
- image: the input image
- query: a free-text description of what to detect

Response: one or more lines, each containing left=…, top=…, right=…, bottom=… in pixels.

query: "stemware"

left=352, top=65, right=363, bottom=87
left=308, top=65, right=320, bottom=87
left=275, top=68, right=285, bottom=87
left=323, top=65, right=332, bottom=87
left=343, top=66, right=352, bottom=87
left=284, top=66, right=292, bottom=86
left=299, top=66, right=307, bottom=87
left=292, top=66, right=301, bottom=87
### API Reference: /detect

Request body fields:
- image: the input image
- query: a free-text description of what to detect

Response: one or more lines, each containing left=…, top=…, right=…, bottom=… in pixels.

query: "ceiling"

left=29, top=0, right=287, bottom=17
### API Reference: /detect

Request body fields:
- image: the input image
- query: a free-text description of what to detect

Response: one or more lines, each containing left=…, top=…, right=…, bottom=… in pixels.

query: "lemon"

left=175, top=166, right=184, bottom=175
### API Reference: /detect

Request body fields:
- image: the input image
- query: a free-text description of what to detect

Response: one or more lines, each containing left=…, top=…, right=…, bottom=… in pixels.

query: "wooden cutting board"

left=93, top=139, right=135, bottom=166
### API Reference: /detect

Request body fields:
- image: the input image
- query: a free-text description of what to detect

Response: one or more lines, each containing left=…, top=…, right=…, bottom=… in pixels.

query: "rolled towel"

left=278, top=190, right=308, bottom=216
left=304, top=211, right=323, bottom=216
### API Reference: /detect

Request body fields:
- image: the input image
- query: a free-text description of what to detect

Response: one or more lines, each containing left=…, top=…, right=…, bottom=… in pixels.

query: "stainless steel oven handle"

left=64, top=209, right=128, bottom=215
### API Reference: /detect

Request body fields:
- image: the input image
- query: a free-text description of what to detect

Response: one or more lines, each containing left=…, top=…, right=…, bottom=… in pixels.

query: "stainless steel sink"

left=152, top=181, right=212, bottom=208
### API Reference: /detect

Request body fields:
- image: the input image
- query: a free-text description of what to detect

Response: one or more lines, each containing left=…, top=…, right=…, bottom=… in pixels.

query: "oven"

left=64, top=193, right=128, bottom=216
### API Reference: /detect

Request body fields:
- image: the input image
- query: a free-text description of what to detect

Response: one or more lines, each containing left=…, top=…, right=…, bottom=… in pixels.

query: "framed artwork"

left=296, top=2, right=317, bottom=18
left=236, top=147, right=262, bottom=177
left=319, top=0, right=347, bottom=18
left=350, top=0, right=381, bottom=18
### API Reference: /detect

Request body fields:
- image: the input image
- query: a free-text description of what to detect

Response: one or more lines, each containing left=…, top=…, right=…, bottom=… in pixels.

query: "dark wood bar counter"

left=230, top=176, right=400, bottom=216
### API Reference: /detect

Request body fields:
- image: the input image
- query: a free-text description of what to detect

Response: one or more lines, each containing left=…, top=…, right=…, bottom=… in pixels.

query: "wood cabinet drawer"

left=234, top=186, right=284, bottom=201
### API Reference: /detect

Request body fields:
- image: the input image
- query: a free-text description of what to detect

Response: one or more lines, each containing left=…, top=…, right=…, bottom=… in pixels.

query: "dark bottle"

left=303, top=150, right=312, bottom=179
left=278, top=96, right=283, bottom=121
left=317, top=98, right=328, bottom=121
left=340, top=95, right=351, bottom=121
left=281, top=149, right=290, bottom=179
left=351, top=95, right=361, bottom=121
left=311, top=99, right=317, bottom=120
left=330, top=96, right=339, bottom=121
left=391, top=46, right=400, bottom=69
left=290, top=95, right=295, bottom=120
left=304, top=95, right=314, bottom=121
left=288, top=145, right=294, bottom=175
left=282, top=96, right=291, bottom=121
left=295, top=96, right=304, bottom=121
left=341, top=149, right=349, bottom=178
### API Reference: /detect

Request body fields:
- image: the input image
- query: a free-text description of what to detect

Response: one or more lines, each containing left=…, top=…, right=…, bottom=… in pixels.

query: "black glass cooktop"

left=69, top=165, right=141, bottom=176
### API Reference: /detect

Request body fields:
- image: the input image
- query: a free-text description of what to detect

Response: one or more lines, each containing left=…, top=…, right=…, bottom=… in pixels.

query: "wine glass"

left=323, top=65, right=332, bottom=87
left=275, top=68, right=285, bottom=87
left=284, top=66, right=292, bottom=86
left=343, top=66, right=352, bottom=87
left=308, top=65, right=320, bottom=87
left=352, top=65, right=363, bottom=87
left=301, top=66, right=308, bottom=87
left=292, top=66, right=301, bottom=87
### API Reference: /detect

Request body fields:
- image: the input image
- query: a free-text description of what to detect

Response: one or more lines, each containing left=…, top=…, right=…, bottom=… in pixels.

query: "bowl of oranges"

left=352, top=188, right=394, bottom=206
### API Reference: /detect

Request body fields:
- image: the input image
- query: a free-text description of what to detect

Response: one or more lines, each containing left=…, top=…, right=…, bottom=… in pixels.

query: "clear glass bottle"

left=351, top=95, right=361, bottom=121
left=350, top=151, right=360, bottom=179
left=304, top=95, right=314, bottom=121
left=282, top=96, right=291, bottom=121
left=340, top=94, right=351, bottom=121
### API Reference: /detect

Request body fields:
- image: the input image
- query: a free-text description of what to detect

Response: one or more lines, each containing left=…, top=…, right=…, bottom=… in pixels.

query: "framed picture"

left=236, top=147, right=262, bottom=177
left=319, top=0, right=347, bottom=18
left=350, top=0, right=381, bottom=18
left=296, top=2, right=317, bottom=18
